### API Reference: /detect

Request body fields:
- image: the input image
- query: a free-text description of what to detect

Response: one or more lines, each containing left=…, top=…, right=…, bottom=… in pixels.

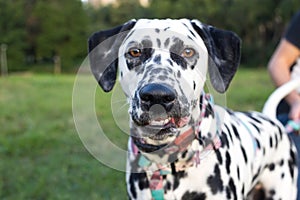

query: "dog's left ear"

left=88, top=20, right=136, bottom=92
left=191, top=20, right=241, bottom=93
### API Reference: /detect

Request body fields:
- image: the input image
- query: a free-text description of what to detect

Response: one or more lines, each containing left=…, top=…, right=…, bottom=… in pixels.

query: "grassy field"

left=0, top=67, right=274, bottom=199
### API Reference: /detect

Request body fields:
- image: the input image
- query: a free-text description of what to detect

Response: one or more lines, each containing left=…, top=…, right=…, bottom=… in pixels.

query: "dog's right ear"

left=88, top=20, right=136, bottom=92
left=191, top=20, right=241, bottom=93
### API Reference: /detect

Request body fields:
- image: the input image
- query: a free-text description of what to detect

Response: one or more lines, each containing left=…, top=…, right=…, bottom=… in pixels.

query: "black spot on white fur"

left=153, top=54, right=161, bottom=64
left=207, top=164, right=223, bottom=194
left=164, top=38, right=170, bottom=48
left=182, top=191, right=207, bottom=200
left=173, top=171, right=187, bottom=190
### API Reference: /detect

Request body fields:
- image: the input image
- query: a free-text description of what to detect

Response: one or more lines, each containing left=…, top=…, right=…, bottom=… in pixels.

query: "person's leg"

left=277, top=113, right=289, bottom=125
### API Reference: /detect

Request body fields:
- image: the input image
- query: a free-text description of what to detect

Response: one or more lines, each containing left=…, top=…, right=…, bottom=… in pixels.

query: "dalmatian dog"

left=88, top=19, right=298, bottom=200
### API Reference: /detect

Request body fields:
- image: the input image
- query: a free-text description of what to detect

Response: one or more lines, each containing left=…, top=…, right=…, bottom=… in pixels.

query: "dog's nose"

left=139, top=83, right=176, bottom=112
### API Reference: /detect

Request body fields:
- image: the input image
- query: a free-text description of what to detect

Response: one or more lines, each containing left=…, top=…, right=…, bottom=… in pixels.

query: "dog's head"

left=89, top=19, right=240, bottom=154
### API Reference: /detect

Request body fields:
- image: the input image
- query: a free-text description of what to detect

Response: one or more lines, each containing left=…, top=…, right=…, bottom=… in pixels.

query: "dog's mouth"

left=133, top=113, right=189, bottom=127
left=131, top=115, right=190, bottom=152
left=133, top=115, right=178, bottom=136
left=145, top=118, right=178, bottom=140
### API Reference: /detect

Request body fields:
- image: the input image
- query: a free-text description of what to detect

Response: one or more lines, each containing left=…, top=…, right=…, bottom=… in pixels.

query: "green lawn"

left=0, top=67, right=274, bottom=199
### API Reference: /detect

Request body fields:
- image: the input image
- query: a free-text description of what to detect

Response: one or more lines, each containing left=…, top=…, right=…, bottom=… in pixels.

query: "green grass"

left=227, top=67, right=274, bottom=111
left=0, top=74, right=126, bottom=200
left=0, top=67, right=274, bottom=199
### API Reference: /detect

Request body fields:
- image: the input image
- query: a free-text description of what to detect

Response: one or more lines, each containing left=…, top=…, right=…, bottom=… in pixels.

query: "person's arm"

left=268, top=39, right=300, bottom=121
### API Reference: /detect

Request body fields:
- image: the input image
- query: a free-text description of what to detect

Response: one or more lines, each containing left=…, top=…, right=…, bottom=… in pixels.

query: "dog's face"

left=118, top=19, right=208, bottom=146
left=88, top=19, right=241, bottom=153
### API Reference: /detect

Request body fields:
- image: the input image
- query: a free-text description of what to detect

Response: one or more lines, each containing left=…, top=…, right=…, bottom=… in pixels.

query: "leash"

left=131, top=93, right=222, bottom=200
left=286, top=120, right=300, bottom=134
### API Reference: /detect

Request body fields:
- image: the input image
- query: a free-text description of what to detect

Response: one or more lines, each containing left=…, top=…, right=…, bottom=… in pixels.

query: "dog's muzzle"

left=131, top=83, right=189, bottom=141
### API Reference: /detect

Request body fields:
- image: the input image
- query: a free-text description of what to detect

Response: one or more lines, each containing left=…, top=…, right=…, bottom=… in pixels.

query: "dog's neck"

left=131, top=92, right=222, bottom=171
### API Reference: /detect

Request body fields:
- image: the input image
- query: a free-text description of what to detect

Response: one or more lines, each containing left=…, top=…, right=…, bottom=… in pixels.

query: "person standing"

left=268, top=10, right=300, bottom=199
left=268, top=11, right=300, bottom=124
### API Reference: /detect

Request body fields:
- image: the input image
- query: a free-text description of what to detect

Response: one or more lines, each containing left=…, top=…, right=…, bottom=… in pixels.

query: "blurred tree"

left=87, top=0, right=150, bottom=32
left=27, top=0, right=89, bottom=68
left=85, top=4, right=114, bottom=32
left=110, top=0, right=150, bottom=25
left=147, top=0, right=300, bottom=65
left=0, top=0, right=26, bottom=70
left=1, top=0, right=300, bottom=71
left=224, top=0, right=300, bottom=65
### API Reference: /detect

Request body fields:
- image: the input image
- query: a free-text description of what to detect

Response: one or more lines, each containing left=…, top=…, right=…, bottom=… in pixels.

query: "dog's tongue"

left=177, top=117, right=189, bottom=127
left=170, top=117, right=189, bottom=128
left=170, top=118, right=176, bottom=124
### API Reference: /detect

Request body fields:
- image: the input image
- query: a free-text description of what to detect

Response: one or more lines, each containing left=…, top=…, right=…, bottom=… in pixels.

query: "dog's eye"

left=181, top=48, right=195, bottom=58
left=128, top=48, right=142, bottom=57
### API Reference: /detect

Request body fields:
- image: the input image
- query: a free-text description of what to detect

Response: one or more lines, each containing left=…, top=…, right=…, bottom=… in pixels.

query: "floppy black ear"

left=191, top=20, right=241, bottom=93
left=88, top=20, right=136, bottom=92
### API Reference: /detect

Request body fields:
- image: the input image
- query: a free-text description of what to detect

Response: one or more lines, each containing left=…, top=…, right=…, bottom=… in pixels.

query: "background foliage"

left=0, top=0, right=300, bottom=72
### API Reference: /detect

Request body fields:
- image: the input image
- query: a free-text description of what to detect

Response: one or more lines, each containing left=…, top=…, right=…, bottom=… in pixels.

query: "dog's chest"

left=128, top=146, right=248, bottom=200
left=127, top=110, right=283, bottom=199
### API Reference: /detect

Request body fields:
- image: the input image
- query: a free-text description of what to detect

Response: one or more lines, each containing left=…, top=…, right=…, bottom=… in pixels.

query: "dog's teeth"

left=164, top=118, right=170, bottom=124
left=150, top=118, right=171, bottom=126
left=150, top=120, right=165, bottom=126
left=150, top=121, right=157, bottom=125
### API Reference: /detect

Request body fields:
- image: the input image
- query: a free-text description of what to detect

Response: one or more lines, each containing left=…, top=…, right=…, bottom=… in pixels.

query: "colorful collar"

left=130, top=93, right=222, bottom=200
left=131, top=131, right=222, bottom=200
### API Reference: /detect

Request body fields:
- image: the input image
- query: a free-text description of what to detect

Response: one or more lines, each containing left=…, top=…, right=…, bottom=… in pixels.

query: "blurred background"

left=0, top=0, right=300, bottom=199
left=1, top=0, right=300, bottom=73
